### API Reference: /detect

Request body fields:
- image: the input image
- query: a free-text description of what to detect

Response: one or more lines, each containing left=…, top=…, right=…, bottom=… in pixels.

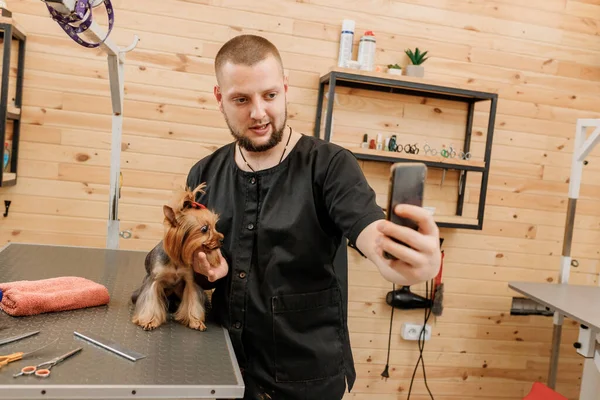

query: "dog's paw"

left=142, top=319, right=162, bottom=331
left=187, top=318, right=207, bottom=331
left=133, top=316, right=162, bottom=331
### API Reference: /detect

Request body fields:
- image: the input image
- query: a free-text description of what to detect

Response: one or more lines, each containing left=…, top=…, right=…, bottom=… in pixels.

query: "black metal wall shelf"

left=0, top=16, right=26, bottom=187
left=313, top=67, right=498, bottom=230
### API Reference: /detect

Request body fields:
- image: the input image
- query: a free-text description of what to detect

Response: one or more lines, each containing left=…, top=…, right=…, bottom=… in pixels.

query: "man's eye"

left=201, top=225, right=208, bottom=233
left=267, top=93, right=277, bottom=99
left=234, top=98, right=247, bottom=104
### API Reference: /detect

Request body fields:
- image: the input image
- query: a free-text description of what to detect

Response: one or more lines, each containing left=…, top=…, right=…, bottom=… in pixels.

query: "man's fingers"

left=377, top=221, right=425, bottom=252
left=196, top=252, right=211, bottom=271
left=197, top=251, right=207, bottom=263
left=197, top=249, right=228, bottom=282
left=378, top=235, right=424, bottom=266
left=394, top=204, right=438, bottom=236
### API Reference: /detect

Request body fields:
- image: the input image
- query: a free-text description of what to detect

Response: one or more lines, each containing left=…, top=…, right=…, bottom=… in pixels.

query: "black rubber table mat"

left=0, top=243, right=243, bottom=399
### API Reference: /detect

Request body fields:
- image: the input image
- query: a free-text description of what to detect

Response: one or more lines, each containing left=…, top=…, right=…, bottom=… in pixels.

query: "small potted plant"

left=404, top=47, right=428, bottom=77
left=387, top=63, right=402, bottom=75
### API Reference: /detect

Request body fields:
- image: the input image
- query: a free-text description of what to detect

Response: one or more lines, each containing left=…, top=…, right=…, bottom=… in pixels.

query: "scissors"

left=0, top=338, right=58, bottom=370
left=13, top=347, right=83, bottom=378
left=403, top=143, right=419, bottom=154
left=440, top=145, right=457, bottom=158
left=423, top=143, right=437, bottom=156
left=459, top=151, right=472, bottom=160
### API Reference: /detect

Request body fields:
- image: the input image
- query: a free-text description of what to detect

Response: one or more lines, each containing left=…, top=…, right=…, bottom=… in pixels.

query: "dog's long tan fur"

left=131, top=183, right=224, bottom=331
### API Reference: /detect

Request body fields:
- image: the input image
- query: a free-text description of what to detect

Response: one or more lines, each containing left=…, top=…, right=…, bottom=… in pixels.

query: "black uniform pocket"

left=271, top=286, right=344, bottom=382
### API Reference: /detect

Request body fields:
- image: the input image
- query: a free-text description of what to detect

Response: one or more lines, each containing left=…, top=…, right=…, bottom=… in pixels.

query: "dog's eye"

left=200, top=225, right=208, bottom=233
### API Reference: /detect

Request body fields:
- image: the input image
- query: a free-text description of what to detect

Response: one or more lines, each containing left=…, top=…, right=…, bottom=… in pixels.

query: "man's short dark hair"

left=214, top=34, right=284, bottom=84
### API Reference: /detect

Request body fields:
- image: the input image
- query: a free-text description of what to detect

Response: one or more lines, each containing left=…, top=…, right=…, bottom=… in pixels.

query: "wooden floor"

left=1, top=0, right=599, bottom=398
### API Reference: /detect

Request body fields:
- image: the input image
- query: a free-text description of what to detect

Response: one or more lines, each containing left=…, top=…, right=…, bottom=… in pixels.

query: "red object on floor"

left=523, top=382, right=568, bottom=400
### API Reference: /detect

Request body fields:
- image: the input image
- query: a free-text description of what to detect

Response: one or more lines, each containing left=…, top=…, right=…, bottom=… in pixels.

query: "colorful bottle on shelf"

left=389, top=135, right=397, bottom=151
left=361, top=134, right=369, bottom=149
left=3, top=142, right=10, bottom=172
left=376, top=133, right=383, bottom=150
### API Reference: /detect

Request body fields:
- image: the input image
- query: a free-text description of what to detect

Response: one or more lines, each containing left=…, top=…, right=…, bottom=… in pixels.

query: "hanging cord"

left=381, top=283, right=395, bottom=379
left=407, top=279, right=435, bottom=399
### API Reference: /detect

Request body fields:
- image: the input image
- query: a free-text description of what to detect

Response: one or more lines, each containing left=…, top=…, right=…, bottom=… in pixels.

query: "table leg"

left=579, top=358, right=600, bottom=400
left=548, top=313, right=563, bottom=389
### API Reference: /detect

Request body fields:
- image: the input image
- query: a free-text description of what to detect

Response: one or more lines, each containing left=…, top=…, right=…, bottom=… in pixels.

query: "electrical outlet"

left=401, top=322, right=432, bottom=341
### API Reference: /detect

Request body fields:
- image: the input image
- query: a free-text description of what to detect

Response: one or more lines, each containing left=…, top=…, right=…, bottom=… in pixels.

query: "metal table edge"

left=223, top=326, right=244, bottom=387
left=0, top=242, right=148, bottom=254
left=508, top=281, right=600, bottom=330
left=2, top=384, right=245, bottom=399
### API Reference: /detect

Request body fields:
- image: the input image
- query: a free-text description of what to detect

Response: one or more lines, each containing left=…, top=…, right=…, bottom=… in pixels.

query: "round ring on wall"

left=571, top=259, right=579, bottom=268
left=120, top=230, right=132, bottom=239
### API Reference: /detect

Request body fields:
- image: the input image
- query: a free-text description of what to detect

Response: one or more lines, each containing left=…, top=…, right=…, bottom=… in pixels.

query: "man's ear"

left=283, top=74, right=289, bottom=93
left=163, top=205, right=177, bottom=227
left=214, top=85, right=224, bottom=113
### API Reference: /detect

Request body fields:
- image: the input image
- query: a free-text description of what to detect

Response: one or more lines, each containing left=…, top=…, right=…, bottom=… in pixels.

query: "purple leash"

left=45, top=0, right=114, bottom=48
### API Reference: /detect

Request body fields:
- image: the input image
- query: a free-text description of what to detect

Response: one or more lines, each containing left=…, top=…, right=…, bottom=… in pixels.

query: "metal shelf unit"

left=313, top=67, right=498, bottom=230
left=0, top=16, right=26, bottom=187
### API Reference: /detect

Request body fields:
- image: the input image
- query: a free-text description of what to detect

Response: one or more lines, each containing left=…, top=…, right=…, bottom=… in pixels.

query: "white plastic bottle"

left=337, top=19, right=355, bottom=68
left=358, top=31, right=376, bottom=71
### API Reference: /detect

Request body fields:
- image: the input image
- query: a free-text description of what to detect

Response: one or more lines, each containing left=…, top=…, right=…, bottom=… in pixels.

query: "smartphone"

left=383, top=162, right=427, bottom=260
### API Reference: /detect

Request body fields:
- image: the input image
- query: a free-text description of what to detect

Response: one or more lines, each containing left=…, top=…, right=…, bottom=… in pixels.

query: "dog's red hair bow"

left=191, top=201, right=206, bottom=209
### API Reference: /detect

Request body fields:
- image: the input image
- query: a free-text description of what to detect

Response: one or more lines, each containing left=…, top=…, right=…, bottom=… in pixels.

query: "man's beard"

left=225, top=109, right=288, bottom=153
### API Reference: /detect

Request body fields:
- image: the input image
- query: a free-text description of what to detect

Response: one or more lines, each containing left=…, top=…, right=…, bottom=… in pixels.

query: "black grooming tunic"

left=187, top=134, right=385, bottom=400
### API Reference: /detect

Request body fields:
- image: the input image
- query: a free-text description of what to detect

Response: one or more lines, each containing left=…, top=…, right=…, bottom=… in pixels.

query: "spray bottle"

left=337, top=20, right=355, bottom=68
left=357, top=31, right=376, bottom=71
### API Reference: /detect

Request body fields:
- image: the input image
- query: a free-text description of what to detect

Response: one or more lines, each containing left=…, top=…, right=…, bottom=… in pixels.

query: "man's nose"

left=250, top=99, right=267, bottom=121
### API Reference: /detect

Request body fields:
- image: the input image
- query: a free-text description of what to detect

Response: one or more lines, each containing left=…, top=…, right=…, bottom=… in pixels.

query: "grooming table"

left=509, top=281, right=600, bottom=400
left=0, top=243, right=244, bottom=399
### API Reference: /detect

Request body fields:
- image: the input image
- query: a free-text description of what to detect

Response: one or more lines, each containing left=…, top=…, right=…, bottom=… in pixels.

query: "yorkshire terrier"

left=130, top=183, right=224, bottom=331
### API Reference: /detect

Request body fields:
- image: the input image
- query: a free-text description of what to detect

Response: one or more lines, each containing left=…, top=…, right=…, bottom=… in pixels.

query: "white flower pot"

left=405, top=65, right=425, bottom=77
left=387, top=68, right=402, bottom=75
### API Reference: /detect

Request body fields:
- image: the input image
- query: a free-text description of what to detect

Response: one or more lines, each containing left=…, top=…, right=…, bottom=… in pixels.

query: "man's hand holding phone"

left=357, top=162, right=441, bottom=286
left=376, top=204, right=441, bottom=283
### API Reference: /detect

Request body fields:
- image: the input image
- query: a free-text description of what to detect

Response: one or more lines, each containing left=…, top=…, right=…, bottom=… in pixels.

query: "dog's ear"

left=163, top=205, right=178, bottom=227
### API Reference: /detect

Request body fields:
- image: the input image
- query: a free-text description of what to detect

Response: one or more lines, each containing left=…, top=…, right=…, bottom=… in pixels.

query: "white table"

left=509, top=281, right=600, bottom=400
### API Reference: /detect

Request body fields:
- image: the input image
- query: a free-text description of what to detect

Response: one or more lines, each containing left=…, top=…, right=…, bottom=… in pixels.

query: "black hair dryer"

left=386, top=286, right=431, bottom=309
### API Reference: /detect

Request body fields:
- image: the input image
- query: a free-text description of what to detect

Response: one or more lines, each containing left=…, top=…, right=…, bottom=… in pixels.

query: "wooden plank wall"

left=2, top=0, right=600, bottom=398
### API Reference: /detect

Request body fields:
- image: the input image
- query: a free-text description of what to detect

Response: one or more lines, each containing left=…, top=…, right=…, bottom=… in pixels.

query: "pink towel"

left=0, top=276, right=110, bottom=317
